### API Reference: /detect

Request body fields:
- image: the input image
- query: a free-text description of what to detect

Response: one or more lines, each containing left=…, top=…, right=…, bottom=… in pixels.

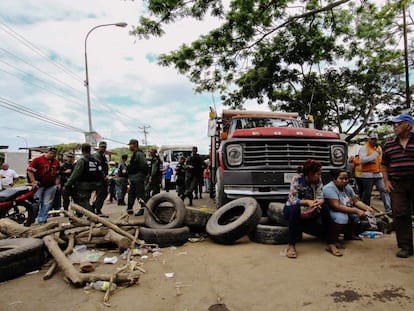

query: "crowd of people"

left=283, top=113, right=414, bottom=259
left=22, top=140, right=208, bottom=220
left=1, top=113, right=412, bottom=260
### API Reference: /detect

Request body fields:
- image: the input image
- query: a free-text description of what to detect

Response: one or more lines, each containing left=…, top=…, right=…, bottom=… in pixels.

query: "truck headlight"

left=331, top=145, right=345, bottom=165
left=226, top=144, right=243, bottom=166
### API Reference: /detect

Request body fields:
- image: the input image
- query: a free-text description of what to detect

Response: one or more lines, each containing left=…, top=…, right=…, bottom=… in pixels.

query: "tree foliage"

left=131, top=0, right=413, bottom=141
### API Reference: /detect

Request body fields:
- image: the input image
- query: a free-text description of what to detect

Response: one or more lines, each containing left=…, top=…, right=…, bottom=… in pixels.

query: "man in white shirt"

left=0, top=163, right=19, bottom=189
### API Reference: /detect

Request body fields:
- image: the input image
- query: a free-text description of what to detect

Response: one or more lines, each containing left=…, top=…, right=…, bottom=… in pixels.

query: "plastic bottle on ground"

left=86, top=281, right=117, bottom=292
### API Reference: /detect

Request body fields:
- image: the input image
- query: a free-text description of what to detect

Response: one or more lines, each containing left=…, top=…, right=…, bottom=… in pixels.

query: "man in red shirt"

left=27, top=147, right=60, bottom=224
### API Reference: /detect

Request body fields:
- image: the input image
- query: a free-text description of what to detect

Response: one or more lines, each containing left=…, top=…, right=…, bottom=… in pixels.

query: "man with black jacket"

left=127, top=139, right=148, bottom=216
left=93, top=141, right=109, bottom=215
left=63, top=143, right=105, bottom=213
left=145, top=148, right=162, bottom=199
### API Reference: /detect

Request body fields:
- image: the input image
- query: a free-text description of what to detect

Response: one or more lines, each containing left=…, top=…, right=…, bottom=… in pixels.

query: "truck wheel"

left=215, top=170, right=228, bottom=208
left=139, top=226, right=190, bottom=248
left=206, top=197, right=262, bottom=244
left=248, top=224, right=290, bottom=245
left=0, top=238, right=45, bottom=282
left=144, top=193, right=186, bottom=229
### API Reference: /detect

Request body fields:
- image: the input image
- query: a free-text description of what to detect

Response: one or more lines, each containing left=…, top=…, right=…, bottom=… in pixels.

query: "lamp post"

left=84, top=22, right=128, bottom=133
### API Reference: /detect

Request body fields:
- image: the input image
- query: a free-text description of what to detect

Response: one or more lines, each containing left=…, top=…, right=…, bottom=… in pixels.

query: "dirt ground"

left=1, top=193, right=414, bottom=311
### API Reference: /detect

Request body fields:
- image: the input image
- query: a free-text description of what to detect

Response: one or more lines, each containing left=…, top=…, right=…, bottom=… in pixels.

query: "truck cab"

left=208, top=109, right=347, bottom=208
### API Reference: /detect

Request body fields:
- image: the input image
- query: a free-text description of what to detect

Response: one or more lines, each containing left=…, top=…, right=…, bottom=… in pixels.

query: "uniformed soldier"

left=183, top=146, right=203, bottom=206
left=145, top=148, right=163, bottom=200
left=63, top=143, right=105, bottom=213
left=175, top=157, right=187, bottom=197
left=93, top=141, right=109, bottom=215
left=127, top=139, right=148, bottom=216
left=115, top=154, right=128, bottom=205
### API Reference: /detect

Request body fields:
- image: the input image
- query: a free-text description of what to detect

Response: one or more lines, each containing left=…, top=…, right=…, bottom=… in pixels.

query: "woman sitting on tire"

left=283, top=160, right=342, bottom=258
left=323, top=169, right=375, bottom=249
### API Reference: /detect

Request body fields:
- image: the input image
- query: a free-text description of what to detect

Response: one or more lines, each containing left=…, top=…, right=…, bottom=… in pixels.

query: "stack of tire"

left=139, top=193, right=215, bottom=247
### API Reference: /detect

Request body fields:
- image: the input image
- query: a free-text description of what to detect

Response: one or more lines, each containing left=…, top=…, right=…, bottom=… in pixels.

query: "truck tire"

left=206, top=197, right=262, bottom=244
left=248, top=224, right=290, bottom=245
left=144, top=193, right=186, bottom=229
left=267, top=202, right=323, bottom=239
left=138, top=226, right=190, bottom=248
left=215, top=169, right=228, bottom=208
left=184, top=206, right=215, bottom=229
left=267, top=202, right=288, bottom=226
left=0, top=238, right=45, bottom=282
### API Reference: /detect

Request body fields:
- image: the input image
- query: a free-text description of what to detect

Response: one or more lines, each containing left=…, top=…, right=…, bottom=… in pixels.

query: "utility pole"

left=402, top=3, right=411, bottom=110
left=139, top=125, right=150, bottom=155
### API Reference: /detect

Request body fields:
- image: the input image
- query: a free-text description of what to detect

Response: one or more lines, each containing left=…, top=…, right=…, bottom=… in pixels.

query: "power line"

left=0, top=22, right=83, bottom=83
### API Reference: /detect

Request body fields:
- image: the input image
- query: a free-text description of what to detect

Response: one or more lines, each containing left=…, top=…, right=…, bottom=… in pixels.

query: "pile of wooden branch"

left=0, top=203, right=161, bottom=304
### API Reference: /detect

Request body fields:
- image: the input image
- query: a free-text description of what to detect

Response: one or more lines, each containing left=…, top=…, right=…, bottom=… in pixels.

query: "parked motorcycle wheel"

left=5, top=202, right=37, bottom=227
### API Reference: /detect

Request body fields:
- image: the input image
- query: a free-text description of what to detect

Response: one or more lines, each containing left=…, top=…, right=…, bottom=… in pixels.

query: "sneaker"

left=396, top=249, right=414, bottom=258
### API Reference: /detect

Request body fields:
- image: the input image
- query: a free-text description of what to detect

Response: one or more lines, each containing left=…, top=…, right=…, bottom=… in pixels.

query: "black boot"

left=188, top=194, right=193, bottom=206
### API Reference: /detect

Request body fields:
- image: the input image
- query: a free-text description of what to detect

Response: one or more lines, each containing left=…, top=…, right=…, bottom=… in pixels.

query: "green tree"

left=131, top=0, right=412, bottom=141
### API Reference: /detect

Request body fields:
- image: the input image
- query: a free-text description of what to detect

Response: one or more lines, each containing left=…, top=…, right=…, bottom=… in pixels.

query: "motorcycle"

left=0, top=185, right=39, bottom=227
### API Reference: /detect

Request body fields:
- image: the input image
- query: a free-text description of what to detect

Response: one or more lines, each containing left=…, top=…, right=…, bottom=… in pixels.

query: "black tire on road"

left=144, top=193, right=186, bottom=229
left=138, top=226, right=190, bottom=248
left=248, top=224, right=290, bottom=245
left=206, top=197, right=262, bottom=244
left=0, top=238, right=45, bottom=282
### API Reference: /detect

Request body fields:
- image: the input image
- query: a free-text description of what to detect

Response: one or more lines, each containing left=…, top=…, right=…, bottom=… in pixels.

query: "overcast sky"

left=0, top=0, right=270, bottom=155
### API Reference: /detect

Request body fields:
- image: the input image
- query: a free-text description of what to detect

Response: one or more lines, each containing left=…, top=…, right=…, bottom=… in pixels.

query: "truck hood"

left=230, top=127, right=340, bottom=139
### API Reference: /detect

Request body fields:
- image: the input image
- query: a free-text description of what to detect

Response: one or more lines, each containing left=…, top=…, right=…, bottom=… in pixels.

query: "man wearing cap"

left=27, top=147, right=60, bottom=224
left=382, top=113, right=414, bottom=258
left=127, top=139, right=148, bottom=215
left=58, top=152, right=75, bottom=211
left=93, top=141, right=109, bottom=215
left=358, top=132, right=391, bottom=214
left=63, top=143, right=105, bottom=214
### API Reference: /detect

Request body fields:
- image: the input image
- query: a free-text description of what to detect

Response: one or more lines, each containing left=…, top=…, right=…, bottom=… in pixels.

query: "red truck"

left=208, top=109, right=347, bottom=208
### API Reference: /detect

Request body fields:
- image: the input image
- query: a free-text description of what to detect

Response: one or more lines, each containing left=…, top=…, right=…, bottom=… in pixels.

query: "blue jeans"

left=35, top=185, right=57, bottom=224
left=361, top=177, right=391, bottom=213
left=283, top=203, right=334, bottom=245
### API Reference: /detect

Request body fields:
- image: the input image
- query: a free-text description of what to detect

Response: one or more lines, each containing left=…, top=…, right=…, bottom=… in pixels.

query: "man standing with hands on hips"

left=382, top=113, right=414, bottom=258
left=359, top=132, right=391, bottom=214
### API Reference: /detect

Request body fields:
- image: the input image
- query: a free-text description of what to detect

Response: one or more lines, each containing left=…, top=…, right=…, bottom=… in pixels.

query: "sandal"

left=286, top=246, right=297, bottom=259
left=326, top=245, right=343, bottom=257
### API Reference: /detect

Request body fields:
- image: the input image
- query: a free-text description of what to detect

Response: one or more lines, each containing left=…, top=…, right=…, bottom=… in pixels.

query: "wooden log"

left=75, top=236, right=108, bottom=245
left=44, top=234, right=75, bottom=280
left=104, top=229, right=131, bottom=250
left=76, top=227, right=109, bottom=238
left=71, top=203, right=144, bottom=245
left=43, top=235, right=140, bottom=286
left=0, top=218, right=30, bottom=237
left=43, top=235, right=83, bottom=285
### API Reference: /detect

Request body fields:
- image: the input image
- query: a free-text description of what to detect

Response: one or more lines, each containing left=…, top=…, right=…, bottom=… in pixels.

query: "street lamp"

left=84, top=22, right=128, bottom=133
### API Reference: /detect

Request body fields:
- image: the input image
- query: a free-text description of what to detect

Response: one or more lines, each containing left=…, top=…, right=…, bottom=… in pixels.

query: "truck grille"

left=241, top=141, right=337, bottom=168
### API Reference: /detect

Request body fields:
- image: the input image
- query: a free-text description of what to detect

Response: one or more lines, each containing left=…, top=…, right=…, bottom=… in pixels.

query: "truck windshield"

left=233, top=117, right=299, bottom=130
